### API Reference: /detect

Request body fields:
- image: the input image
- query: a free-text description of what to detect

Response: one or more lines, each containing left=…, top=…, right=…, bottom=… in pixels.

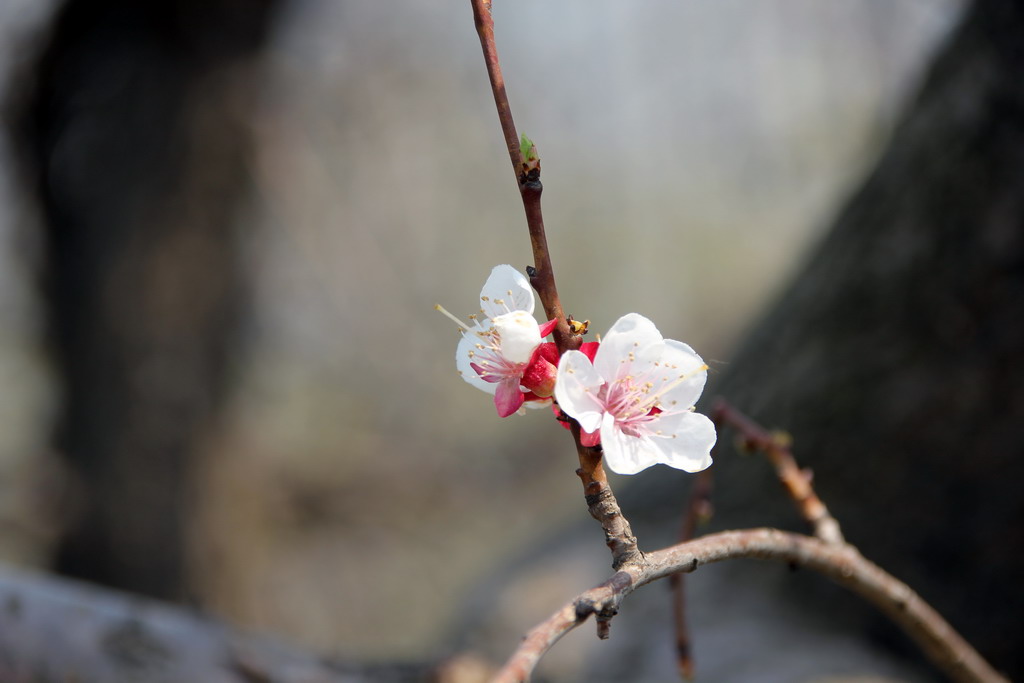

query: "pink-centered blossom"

left=554, top=313, right=716, bottom=474
left=437, top=265, right=557, bottom=417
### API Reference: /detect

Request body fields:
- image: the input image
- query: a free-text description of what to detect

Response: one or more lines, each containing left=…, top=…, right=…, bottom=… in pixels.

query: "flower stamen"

left=434, top=304, right=472, bottom=332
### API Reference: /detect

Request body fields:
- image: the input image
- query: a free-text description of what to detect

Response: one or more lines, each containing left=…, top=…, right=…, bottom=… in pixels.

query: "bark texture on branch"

left=495, top=529, right=1007, bottom=683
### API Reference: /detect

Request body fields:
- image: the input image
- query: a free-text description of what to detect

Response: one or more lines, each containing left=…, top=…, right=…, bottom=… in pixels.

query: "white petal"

left=600, top=412, right=660, bottom=475
left=493, top=311, right=541, bottom=364
left=554, top=350, right=606, bottom=434
left=594, top=313, right=664, bottom=381
left=656, top=339, right=709, bottom=409
left=480, top=265, right=534, bottom=319
left=456, top=334, right=497, bottom=395
left=645, top=411, right=716, bottom=473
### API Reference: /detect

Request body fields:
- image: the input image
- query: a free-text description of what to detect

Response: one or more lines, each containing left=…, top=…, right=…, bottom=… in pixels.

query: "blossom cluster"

left=440, top=265, right=716, bottom=475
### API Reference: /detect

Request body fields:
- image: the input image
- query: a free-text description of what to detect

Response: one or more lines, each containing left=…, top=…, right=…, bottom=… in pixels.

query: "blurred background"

left=6, top=0, right=1016, bottom=679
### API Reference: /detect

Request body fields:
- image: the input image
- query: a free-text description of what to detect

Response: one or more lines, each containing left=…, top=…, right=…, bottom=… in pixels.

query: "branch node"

left=595, top=614, right=614, bottom=640
left=573, top=598, right=595, bottom=622
left=518, top=168, right=542, bottom=190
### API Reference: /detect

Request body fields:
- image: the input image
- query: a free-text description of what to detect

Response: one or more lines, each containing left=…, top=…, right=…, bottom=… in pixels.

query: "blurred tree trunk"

left=622, top=0, right=1023, bottom=676
left=11, top=0, right=282, bottom=600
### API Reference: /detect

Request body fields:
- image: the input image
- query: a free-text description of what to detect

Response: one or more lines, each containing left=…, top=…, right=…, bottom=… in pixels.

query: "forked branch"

left=712, top=399, right=844, bottom=544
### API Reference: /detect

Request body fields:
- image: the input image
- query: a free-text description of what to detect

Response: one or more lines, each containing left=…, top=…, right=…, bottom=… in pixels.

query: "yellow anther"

left=434, top=304, right=471, bottom=332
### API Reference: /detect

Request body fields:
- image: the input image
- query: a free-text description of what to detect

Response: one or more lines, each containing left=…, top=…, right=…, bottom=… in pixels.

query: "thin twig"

left=669, top=404, right=731, bottom=681
left=669, top=469, right=713, bottom=681
left=712, top=398, right=844, bottom=544
left=493, top=528, right=1008, bottom=683
left=470, top=0, right=575, bottom=353
left=470, top=0, right=521, bottom=176
left=469, top=0, right=639, bottom=573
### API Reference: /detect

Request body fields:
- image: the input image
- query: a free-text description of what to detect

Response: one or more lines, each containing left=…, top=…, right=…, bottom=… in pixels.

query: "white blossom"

left=437, top=265, right=555, bottom=417
left=555, top=313, right=716, bottom=474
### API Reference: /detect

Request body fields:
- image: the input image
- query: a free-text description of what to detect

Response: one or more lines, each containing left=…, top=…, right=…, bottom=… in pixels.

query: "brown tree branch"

left=470, top=0, right=521, bottom=178
left=470, top=0, right=575, bottom=354
left=469, top=0, right=640, bottom=572
left=669, top=468, right=713, bottom=681
left=712, top=398, right=845, bottom=544
left=494, top=528, right=1008, bottom=683
left=569, top=422, right=645, bottom=572
left=669, top=401, right=843, bottom=680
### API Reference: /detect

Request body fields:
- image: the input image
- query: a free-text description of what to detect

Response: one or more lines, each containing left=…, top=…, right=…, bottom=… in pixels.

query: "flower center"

left=468, top=331, right=525, bottom=382
left=602, top=359, right=707, bottom=427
